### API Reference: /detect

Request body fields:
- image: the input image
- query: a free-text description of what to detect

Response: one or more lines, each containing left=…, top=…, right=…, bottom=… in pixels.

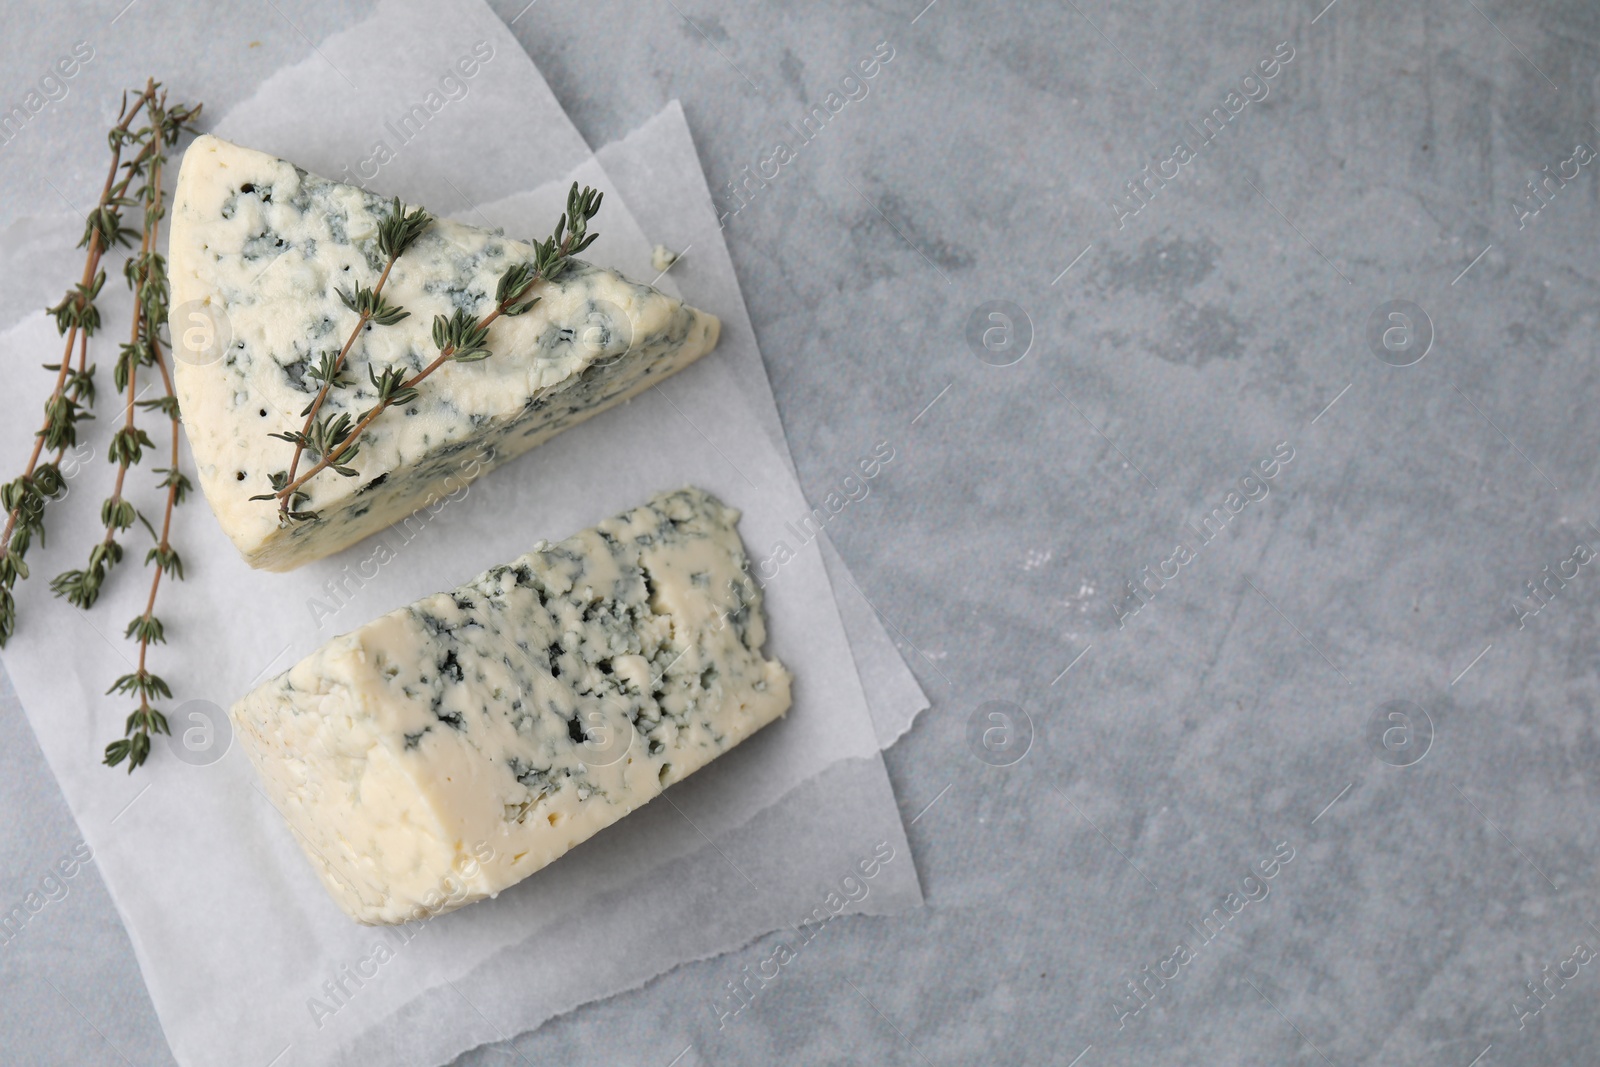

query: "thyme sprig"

left=261, top=182, right=602, bottom=523
left=0, top=83, right=156, bottom=647
left=267, top=198, right=430, bottom=519
left=97, top=87, right=201, bottom=773
left=52, top=86, right=200, bottom=612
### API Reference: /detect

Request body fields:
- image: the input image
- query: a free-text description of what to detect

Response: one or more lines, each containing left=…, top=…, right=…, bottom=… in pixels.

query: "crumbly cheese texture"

left=169, top=135, right=721, bottom=571
left=231, top=488, right=791, bottom=925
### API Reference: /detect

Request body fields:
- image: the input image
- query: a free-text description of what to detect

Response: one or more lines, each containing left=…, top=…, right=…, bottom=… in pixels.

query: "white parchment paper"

left=0, top=1, right=925, bottom=1064
left=591, top=102, right=931, bottom=750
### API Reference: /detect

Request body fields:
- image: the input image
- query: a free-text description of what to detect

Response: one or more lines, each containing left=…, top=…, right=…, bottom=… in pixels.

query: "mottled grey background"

left=3, top=0, right=1599, bottom=1064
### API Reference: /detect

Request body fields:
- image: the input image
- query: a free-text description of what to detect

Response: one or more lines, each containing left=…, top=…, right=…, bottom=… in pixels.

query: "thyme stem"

left=256, top=197, right=430, bottom=519
left=0, top=82, right=155, bottom=644
left=101, top=85, right=202, bottom=773
left=136, top=312, right=178, bottom=689
left=101, top=220, right=149, bottom=539
left=280, top=253, right=396, bottom=507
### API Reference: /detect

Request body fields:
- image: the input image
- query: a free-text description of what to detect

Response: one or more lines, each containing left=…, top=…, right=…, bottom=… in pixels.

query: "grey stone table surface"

left=3, top=0, right=1599, bottom=1063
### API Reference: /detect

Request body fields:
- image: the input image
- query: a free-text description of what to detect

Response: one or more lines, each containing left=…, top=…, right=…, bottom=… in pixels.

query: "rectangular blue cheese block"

left=230, top=487, right=791, bottom=924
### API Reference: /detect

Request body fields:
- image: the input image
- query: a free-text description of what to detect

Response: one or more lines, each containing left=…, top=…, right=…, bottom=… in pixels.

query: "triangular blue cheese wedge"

left=230, top=487, right=791, bottom=924
left=169, top=135, right=721, bottom=570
